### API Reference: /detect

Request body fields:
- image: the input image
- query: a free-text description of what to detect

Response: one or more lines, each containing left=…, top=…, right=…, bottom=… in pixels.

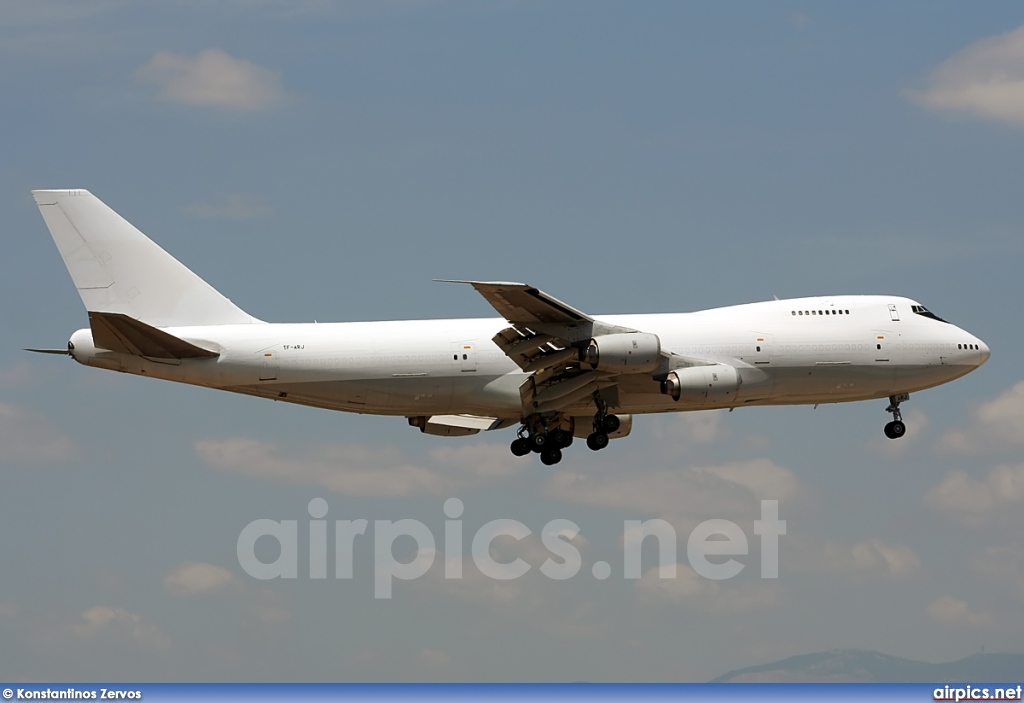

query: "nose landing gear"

left=883, top=394, right=908, bottom=440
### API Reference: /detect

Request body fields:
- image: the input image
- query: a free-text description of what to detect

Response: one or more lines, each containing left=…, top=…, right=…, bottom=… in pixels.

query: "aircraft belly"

left=891, top=363, right=979, bottom=393
left=446, top=373, right=522, bottom=417
left=388, top=375, right=454, bottom=414
left=769, top=364, right=895, bottom=402
left=227, top=379, right=396, bottom=413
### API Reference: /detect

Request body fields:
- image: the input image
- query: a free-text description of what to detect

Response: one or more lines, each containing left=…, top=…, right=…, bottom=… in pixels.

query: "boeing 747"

left=28, top=190, right=990, bottom=465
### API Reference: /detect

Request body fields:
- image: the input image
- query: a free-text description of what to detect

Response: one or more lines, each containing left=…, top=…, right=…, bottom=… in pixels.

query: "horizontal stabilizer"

left=89, top=312, right=218, bottom=360
left=24, top=348, right=71, bottom=355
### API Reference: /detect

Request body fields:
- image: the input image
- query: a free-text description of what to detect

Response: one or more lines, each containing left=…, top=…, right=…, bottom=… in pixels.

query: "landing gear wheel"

left=550, top=428, right=572, bottom=448
left=602, top=415, right=621, bottom=433
left=510, top=438, right=531, bottom=456
left=530, top=433, right=548, bottom=453
left=883, top=394, right=908, bottom=440
left=586, top=432, right=609, bottom=451
left=540, top=447, right=563, bottom=466
left=884, top=420, right=906, bottom=440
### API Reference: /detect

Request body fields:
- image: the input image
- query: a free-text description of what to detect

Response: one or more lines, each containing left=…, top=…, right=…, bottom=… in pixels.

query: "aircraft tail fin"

left=32, top=189, right=260, bottom=327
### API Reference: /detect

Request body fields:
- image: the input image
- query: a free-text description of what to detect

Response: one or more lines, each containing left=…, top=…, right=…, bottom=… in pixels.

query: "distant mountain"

left=712, top=649, right=1024, bottom=683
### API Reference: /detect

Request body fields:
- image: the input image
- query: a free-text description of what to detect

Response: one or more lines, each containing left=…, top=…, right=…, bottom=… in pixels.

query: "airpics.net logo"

left=236, top=499, right=786, bottom=598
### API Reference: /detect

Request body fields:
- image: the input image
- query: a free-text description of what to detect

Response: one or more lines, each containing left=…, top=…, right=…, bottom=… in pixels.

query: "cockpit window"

left=911, top=304, right=947, bottom=323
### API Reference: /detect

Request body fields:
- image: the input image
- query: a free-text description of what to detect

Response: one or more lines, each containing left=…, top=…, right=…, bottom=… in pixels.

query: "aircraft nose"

left=978, top=339, right=991, bottom=365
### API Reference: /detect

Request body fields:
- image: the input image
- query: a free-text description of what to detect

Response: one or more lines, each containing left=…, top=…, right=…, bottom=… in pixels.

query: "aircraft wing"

left=435, top=280, right=593, bottom=325
left=444, top=280, right=702, bottom=415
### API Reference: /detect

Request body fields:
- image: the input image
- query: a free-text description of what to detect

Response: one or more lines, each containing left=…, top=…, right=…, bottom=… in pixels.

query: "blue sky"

left=2, top=0, right=1024, bottom=682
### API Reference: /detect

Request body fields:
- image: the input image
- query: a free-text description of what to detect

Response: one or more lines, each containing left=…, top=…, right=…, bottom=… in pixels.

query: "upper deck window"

left=911, top=304, right=947, bottom=323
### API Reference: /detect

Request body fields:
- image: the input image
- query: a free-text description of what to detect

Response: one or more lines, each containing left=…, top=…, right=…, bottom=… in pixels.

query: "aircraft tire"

left=586, top=432, right=609, bottom=451
left=550, top=429, right=572, bottom=448
left=540, top=447, right=562, bottom=466
left=530, top=433, right=548, bottom=452
left=511, top=438, right=532, bottom=456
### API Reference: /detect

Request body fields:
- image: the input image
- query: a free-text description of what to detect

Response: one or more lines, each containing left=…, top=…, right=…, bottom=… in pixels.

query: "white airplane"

left=29, top=190, right=990, bottom=465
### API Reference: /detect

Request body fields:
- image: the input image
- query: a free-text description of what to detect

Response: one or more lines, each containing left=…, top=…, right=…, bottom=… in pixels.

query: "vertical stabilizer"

left=32, top=189, right=259, bottom=327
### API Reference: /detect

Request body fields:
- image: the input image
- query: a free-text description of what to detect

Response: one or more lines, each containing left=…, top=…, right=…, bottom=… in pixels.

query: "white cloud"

left=252, top=605, right=290, bottom=623
left=908, top=24, right=1024, bottom=128
left=790, top=12, right=811, bottom=30
left=242, top=589, right=291, bottom=626
left=543, top=458, right=804, bottom=519
left=183, top=193, right=273, bottom=221
left=923, top=463, right=1024, bottom=526
left=163, top=561, right=239, bottom=597
left=536, top=601, right=607, bottom=640
left=71, top=606, right=171, bottom=649
left=0, top=401, right=77, bottom=464
left=194, top=438, right=526, bottom=497
left=410, top=546, right=546, bottom=612
left=926, top=596, right=993, bottom=628
left=940, top=381, right=1024, bottom=453
left=0, top=362, right=36, bottom=387
left=975, top=546, right=1024, bottom=599
left=650, top=408, right=725, bottom=444
left=414, top=647, right=451, bottom=670
left=789, top=537, right=922, bottom=581
left=869, top=408, right=929, bottom=457
left=850, top=540, right=921, bottom=580
left=636, top=563, right=716, bottom=603
left=135, top=48, right=288, bottom=111
left=635, top=563, right=781, bottom=613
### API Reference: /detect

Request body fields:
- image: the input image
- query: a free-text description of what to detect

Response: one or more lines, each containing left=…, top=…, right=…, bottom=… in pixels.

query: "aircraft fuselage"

left=67, top=294, right=989, bottom=420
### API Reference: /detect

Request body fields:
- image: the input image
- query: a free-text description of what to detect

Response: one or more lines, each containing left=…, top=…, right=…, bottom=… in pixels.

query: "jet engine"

left=582, top=333, right=661, bottom=373
left=660, top=364, right=740, bottom=403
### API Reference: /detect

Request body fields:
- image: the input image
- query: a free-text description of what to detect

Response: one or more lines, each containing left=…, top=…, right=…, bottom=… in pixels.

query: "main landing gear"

left=510, top=426, right=573, bottom=466
left=585, top=394, right=618, bottom=452
left=509, top=402, right=621, bottom=465
left=883, top=393, right=908, bottom=440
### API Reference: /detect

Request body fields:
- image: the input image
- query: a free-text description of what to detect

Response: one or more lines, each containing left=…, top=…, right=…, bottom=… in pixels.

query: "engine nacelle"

left=583, top=333, right=661, bottom=373
left=572, top=414, right=633, bottom=439
left=660, top=364, right=740, bottom=404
